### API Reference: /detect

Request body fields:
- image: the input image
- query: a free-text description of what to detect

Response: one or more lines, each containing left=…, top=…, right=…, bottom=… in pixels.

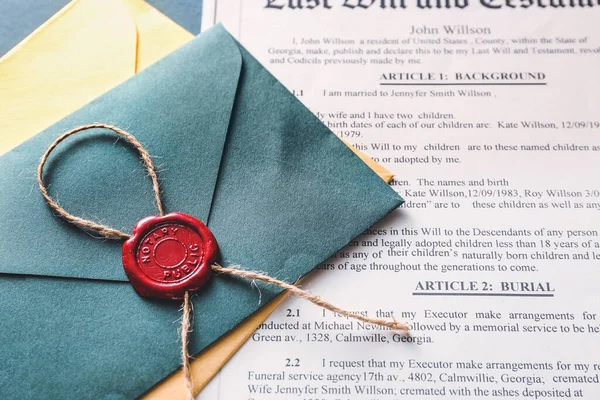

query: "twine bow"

left=37, top=123, right=408, bottom=399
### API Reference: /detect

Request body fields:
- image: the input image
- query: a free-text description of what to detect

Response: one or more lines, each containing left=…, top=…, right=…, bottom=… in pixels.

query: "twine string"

left=37, top=124, right=408, bottom=400
left=181, top=291, right=194, bottom=400
left=37, top=123, right=164, bottom=239
left=211, top=264, right=407, bottom=330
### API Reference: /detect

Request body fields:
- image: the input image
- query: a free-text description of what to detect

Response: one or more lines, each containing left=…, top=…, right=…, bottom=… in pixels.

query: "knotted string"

left=37, top=124, right=408, bottom=399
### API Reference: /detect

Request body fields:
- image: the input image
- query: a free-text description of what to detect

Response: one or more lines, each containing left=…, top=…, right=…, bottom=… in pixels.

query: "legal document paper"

left=201, top=2, right=600, bottom=398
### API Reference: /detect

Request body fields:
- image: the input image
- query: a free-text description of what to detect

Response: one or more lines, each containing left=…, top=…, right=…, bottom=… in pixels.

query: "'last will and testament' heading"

left=266, top=0, right=599, bottom=9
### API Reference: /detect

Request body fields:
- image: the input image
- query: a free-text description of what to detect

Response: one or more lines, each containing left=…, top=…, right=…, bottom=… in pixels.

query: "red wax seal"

left=122, top=212, right=218, bottom=300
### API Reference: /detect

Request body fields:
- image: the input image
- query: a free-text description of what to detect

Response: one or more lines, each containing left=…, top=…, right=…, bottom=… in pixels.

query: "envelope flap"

left=0, top=26, right=241, bottom=281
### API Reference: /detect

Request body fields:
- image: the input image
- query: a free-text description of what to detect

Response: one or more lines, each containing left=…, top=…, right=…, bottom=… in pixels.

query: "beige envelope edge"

left=0, top=1, right=394, bottom=398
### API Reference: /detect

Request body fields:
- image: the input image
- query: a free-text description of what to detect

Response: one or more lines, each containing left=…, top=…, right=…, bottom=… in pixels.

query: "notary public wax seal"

left=122, top=212, right=218, bottom=300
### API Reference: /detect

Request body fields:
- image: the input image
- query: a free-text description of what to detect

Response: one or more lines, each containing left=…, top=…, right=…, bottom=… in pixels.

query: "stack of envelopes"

left=0, top=1, right=403, bottom=398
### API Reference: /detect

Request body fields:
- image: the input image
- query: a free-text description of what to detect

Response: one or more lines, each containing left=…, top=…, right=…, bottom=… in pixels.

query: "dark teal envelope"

left=0, top=25, right=402, bottom=399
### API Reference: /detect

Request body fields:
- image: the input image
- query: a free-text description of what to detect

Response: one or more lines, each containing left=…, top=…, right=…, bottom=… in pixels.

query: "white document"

left=201, top=2, right=600, bottom=399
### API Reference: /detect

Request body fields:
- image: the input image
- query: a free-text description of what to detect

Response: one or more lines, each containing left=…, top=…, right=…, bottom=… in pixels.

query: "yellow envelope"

left=0, top=0, right=192, bottom=154
left=0, top=1, right=393, bottom=397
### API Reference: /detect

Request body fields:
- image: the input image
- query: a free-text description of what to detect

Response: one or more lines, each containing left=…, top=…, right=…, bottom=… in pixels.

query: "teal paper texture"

left=0, top=0, right=202, bottom=58
left=0, top=25, right=403, bottom=399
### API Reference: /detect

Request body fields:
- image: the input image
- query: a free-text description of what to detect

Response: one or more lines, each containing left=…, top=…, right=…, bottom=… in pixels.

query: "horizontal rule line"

left=412, top=292, right=554, bottom=297
left=380, top=82, right=547, bottom=86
